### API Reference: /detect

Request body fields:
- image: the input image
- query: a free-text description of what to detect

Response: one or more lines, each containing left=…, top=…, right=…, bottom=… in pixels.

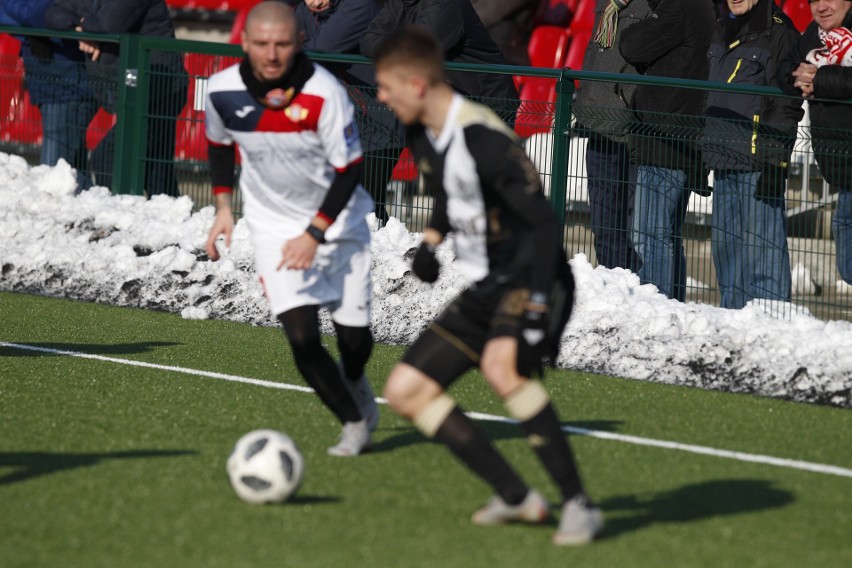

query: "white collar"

left=426, top=93, right=463, bottom=152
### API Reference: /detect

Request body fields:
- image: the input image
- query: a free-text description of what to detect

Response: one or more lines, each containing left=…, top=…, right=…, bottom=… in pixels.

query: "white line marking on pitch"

left=3, top=341, right=851, bottom=479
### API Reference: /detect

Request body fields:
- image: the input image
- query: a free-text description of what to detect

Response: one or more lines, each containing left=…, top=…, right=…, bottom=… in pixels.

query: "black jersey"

left=407, top=94, right=566, bottom=295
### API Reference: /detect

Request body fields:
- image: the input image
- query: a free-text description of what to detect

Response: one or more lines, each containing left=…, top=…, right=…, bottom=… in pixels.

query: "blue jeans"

left=632, top=166, right=689, bottom=301
left=834, top=189, right=852, bottom=284
left=40, top=99, right=99, bottom=192
left=585, top=135, right=639, bottom=271
left=712, top=171, right=791, bottom=309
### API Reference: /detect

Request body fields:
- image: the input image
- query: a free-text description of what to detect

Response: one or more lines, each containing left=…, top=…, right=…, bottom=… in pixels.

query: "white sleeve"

left=204, top=79, right=234, bottom=146
left=318, top=81, right=363, bottom=170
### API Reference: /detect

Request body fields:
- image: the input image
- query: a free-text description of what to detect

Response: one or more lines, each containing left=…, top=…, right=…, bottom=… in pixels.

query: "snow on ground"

left=1, top=153, right=850, bottom=407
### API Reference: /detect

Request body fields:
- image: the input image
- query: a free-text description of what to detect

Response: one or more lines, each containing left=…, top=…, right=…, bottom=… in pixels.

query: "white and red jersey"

left=204, top=62, right=373, bottom=242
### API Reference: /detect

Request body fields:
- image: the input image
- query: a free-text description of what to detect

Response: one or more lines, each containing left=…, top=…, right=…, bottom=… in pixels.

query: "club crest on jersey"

left=418, top=157, right=432, bottom=174
left=343, top=121, right=359, bottom=147
left=261, top=87, right=295, bottom=110
left=285, top=103, right=309, bottom=122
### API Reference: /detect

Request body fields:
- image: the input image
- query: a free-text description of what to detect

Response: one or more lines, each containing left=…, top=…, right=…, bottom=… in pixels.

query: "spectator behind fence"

left=702, top=0, right=803, bottom=309
left=297, top=0, right=403, bottom=226
left=619, top=0, right=715, bottom=301
left=0, top=0, right=98, bottom=192
left=359, top=0, right=519, bottom=116
left=46, top=0, right=188, bottom=198
left=573, top=0, right=651, bottom=273
left=782, top=0, right=852, bottom=285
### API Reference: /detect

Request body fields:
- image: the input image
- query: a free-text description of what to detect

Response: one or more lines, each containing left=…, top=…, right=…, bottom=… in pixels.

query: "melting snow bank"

left=1, top=153, right=850, bottom=407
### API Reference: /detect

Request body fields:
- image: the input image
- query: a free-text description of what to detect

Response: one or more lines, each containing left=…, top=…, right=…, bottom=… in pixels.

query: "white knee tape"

left=505, top=380, right=550, bottom=422
left=413, top=394, right=457, bottom=438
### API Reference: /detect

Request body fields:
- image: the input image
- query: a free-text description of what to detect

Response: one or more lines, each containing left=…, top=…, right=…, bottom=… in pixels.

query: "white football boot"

left=552, top=495, right=604, bottom=545
left=471, top=489, right=550, bottom=526
left=327, top=419, right=372, bottom=457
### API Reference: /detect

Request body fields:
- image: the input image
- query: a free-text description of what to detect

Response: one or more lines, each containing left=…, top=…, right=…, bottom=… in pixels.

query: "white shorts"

left=253, top=235, right=372, bottom=327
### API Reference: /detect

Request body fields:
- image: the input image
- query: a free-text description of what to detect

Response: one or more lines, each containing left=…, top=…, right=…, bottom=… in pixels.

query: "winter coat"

left=296, top=0, right=380, bottom=87
left=702, top=0, right=804, bottom=174
left=359, top=0, right=518, bottom=104
left=785, top=12, right=852, bottom=189
left=574, top=0, right=653, bottom=144
left=0, top=0, right=92, bottom=105
left=46, top=0, right=185, bottom=113
left=619, top=0, right=715, bottom=176
left=297, top=0, right=400, bottom=153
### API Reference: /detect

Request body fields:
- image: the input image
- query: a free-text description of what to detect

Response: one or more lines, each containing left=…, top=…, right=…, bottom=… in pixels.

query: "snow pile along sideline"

left=1, top=153, right=850, bottom=407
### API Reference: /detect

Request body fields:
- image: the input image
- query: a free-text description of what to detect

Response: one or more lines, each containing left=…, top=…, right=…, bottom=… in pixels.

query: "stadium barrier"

left=1, top=27, right=850, bottom=321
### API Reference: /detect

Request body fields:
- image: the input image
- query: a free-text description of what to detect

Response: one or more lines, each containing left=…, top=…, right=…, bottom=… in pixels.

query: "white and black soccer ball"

left=227, top=429, right=305, bottom=504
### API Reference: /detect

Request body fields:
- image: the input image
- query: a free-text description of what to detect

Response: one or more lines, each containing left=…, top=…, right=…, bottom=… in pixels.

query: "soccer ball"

left=227, top=429, right=305, bottom=504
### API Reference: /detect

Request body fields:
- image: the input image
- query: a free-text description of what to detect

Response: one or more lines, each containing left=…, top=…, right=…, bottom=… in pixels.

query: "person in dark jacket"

left=0, top=0, right=97, bottom=191
left=297, top=0, right=402, bottom=226
left=46, top=0, right=188, bottom=197
left=702, top=0, right=804, bottom=309
left=574, top=0, right=652, bottom=273
left=618, top=0, right=715, bottom=301
left=359, top=0, right=519, bottom=115
left=784, top=0, right=852, bottom=285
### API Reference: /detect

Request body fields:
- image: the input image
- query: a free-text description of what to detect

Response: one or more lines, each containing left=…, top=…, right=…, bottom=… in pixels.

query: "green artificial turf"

left=0, top=291, right=850, bottom=567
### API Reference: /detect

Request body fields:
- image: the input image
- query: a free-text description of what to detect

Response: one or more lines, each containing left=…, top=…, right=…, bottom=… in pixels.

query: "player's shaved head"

left=373, top=27, right=445, bottom=86
left=241, top=1, right=302, bottom=83
left=245, top=0, right=298, bottom=34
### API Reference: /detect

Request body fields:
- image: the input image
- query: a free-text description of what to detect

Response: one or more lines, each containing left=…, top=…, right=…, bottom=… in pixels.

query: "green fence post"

left=112, top=34, right=149, bottom=196
left=550, top=69, right=575, bottom=226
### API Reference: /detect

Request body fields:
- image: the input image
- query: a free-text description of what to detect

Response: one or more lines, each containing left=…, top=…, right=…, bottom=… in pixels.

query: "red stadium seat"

left=229, top=7, right=251, bottom=44
left=391, top=147, right=417, bottom=182
left=569, top=0, right=596, bottom=34
left=515, top=77, right=558, bottom=138
left=528, top=25, right=571, bottom=69
left=1, top=87, right=43, bottom=145
left=86, top=109, right=115, bottom=151
left=515, top=25, right=570, bottom=93
left=0, top=34, right=43, bottom=145
left=0, top=34, right=23, bottom=140
left=781, top=0, right=813, bottom=32
left=565, top=28, right=592, bottom=72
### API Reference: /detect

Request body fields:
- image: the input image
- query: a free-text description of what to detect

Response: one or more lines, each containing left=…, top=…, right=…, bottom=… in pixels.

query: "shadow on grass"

left=0, top=450, right=197, bottom=485
left=598, top=479, right=794, bottom=539
left=0, top=342, right=181, bottom=357
left=372, top=419, right=624, bottom=453
left=288, top=494, right=342, bottom=506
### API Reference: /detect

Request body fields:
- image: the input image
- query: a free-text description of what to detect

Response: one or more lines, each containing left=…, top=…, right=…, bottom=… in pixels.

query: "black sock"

left=333, top=322, right=373, bottom=383
left=278, top=307, right=360, bottom=424
left=434, top=407, right=529, bottom=505
left=520, top=402, right=585, bottom=503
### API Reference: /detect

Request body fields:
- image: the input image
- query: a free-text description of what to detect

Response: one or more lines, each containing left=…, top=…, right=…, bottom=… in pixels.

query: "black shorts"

left=401, top=273, right=574, bottom=388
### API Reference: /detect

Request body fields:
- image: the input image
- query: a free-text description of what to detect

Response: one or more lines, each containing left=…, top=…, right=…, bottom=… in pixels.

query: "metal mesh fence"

left=1, top=29, right=850, bottom=320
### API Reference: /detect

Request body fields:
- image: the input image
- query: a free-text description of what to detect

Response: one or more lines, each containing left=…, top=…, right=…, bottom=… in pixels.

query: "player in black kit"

left=373, top=28, right=603, bottom=545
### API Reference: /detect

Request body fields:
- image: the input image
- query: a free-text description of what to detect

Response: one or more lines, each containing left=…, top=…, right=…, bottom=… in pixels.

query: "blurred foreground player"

left=373, top=28, right=603, bottom=545
left=204, top=1, right=377, bottom=456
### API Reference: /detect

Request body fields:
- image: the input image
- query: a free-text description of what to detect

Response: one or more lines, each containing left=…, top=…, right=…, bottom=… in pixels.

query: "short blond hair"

left=372, top=26, right=445, bottom=86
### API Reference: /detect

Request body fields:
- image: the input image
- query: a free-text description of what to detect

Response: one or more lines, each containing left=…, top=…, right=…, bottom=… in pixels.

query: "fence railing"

left=1, top=27, right=850, bottom=321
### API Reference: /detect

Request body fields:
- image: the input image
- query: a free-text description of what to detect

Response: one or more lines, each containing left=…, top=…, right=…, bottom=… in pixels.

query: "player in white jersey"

left=204, top=1, right=377, bottom=456
left=372, top=28, right=604, bottom=545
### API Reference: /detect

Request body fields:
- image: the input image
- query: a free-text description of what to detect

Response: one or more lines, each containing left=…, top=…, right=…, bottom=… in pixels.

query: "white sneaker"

left=471, top=489, right=550, bottom=526
left=552, top=495, right=604, bottom=545
left=327, top=419, right=372, bottom=457
left=344, top=373, right=379, bottom=432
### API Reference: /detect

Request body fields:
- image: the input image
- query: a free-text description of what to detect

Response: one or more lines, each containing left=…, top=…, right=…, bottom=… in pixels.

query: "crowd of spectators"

left=577, top=0, right=851, bottom=306
left=1, top=0, right=850, bottom=298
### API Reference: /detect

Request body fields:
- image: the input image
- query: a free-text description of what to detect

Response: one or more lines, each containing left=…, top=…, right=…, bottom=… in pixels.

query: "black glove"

left=518, top=292, right=550, bottom=378
left=412, top=241, right=440, bottom=283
